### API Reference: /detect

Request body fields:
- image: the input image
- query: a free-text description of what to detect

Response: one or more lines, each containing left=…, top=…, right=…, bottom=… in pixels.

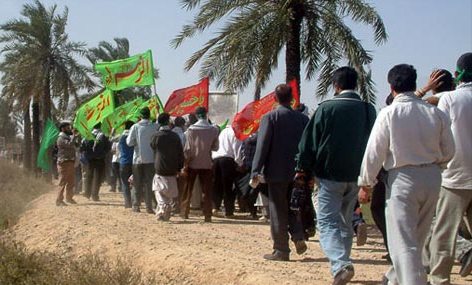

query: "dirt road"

left=5, top=189, right=471, bottom=284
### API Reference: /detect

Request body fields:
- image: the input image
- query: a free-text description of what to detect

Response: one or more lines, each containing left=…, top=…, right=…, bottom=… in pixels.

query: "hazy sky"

left=1, top=0, right=471, bottom=110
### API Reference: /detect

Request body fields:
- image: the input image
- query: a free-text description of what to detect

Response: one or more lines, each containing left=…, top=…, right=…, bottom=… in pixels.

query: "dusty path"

left=5, top=187, right=471, bottom=285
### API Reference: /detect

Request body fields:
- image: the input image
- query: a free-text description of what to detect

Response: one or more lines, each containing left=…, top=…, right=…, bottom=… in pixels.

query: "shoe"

left=157, top=215, right=166, bottom=221
left=382, top=253, right=392, bottom=263
left=56, top=200, right=68, bottom=207
left=460, top=250, right=472, bottom=277
left=66, top=199, right=77, bottom=204
left=332, top=265, right=354, bottom=285
left=356, top=223, right=367, bottom=246
left=204, top=216, right=212, bottom=223
left=259, top=216, right=269, bottom=223
left=263, top=251, right=289, bottom=261
left=146, top=208, right=155, bottom=214
left=132, top=207, right=141, bottom=213
left=294, top=240, right=307, bottom=255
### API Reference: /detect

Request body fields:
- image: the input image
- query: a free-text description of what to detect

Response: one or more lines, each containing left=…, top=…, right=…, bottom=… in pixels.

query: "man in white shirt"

left=211, top=126, right=242, bottom=217
left=429, top=52, right=472, bottom=284
left=358, top=64, right=455, bottom=285
left=126, top=107, right=158, bottom=213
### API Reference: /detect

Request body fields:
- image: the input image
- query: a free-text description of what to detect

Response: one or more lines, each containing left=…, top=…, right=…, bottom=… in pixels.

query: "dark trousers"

left=132, top=163, right=155, bottom=211
left=212, top=157, right=237, bottom=215
left=268, top=182, right=304, bottom=253
left=120, top=163, right=133, bottom=208
left=74, top=163, right=82, bottom=194
left=84, top=159, right=105, bottom=200
left=110, top=162, right=121, bottom=191
left=371, top=179, right=388, bottom=253
left=235, top=172, right=258, bottom=216
left=181, top=168, right=213, bottom=218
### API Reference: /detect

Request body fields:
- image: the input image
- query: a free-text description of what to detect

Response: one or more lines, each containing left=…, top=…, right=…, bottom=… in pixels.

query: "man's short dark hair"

left=59, top=122, right=70, bottom=131
left=157, top=113, right=170, bottom=126
left=195, top=106, right=207, bottom=118
left=93, top=122, right=101, bottom=130
left=385, top=93, right=394, bottom=106
left=124, top=121, right=134, bottom=130
left=388, top=64, right=417, bottom=93
left=457, top=52, right=472, bottom=83
left=174, top=116, right=185, bottom=128
left=275, top=84, right=292, bottom=105
left=140, top=107, right=150, bottom=119
left=433, top=69, right=454, bottom=93
left=332, top=66, right=358, bottom=90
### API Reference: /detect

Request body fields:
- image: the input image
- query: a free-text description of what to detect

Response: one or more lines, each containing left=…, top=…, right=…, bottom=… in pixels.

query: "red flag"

left=164, top=77, right=209, bottom=116
left=232, top=79, right=300, bottom=140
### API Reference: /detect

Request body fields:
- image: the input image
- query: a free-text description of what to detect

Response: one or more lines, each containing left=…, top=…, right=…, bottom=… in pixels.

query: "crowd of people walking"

left=53, top=52, right=472, bottom=285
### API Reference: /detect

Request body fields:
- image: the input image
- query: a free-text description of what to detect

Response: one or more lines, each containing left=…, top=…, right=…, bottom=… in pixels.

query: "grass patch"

left=0, top=241, right=156, bottom=285
left=0, top=160, right=157, bottom=284
left=0, top=160, right=51, bottom=230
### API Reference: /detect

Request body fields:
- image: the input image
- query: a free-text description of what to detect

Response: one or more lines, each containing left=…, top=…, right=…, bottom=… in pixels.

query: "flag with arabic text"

left=73, top=89, right=115, bottom=140
left=95, top=50, right=155, bottom=91
left=164, top=77, right=209, bottom=116
left=232, top=79, right=300, bottom=140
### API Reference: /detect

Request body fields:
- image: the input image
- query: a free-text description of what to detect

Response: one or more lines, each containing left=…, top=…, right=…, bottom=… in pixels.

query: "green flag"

left=73, top=89, right=115, bottom=140
left=218, top=118, right=229, bottom=131
left=127, top=95, right=164, bottom=122
left=95, top=50, right=155, bottom=91
left=36, top=119, right=59, bottom=171
left=143, top=95, right=164, bottom=120
left=101, top=97, right=144, bottom=136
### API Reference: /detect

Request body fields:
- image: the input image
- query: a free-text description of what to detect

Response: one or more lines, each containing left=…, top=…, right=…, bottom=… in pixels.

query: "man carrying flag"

left=56, top=121, right=80, bottom=206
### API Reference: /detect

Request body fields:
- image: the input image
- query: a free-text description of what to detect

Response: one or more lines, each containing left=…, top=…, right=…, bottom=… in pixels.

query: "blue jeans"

left=317, top=178, right=359, bottom=276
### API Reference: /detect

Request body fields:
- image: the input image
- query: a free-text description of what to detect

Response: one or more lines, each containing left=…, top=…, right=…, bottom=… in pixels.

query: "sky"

left=1, top=0, right=471, bottom=111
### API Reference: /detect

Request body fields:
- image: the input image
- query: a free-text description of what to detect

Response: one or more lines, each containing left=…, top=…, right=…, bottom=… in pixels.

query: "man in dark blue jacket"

left=251, top=83, right=309, bottom=261
left=119, top=121, right=134, bottom=208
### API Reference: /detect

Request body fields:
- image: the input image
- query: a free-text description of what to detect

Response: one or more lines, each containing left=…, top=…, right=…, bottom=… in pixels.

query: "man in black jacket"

left=251, top=83, right=309, bottom=261
left=150, top=113, right=184, bottom=221
left=80, top=123, right=111, bottom=201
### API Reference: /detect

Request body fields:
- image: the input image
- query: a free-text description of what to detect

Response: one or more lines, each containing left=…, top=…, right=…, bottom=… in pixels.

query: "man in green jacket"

left=296, top=66, right=376, bottom=285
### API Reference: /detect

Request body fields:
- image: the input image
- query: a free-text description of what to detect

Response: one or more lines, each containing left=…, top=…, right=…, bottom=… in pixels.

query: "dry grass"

left=0, top=240, right=156, bottom=285
left=0, top=160, right=156, bottom=285
left=0, top=160, right=51, bottom=230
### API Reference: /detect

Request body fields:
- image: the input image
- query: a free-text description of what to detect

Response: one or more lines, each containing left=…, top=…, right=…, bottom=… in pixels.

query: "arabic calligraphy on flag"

left=232, top=79, right=300, bottom=140
left=164, top=77, right=209, bottom=117
left=73, top=89, right=115, bottom=140
left=95, top=50, right=155, bottom=91
left=101, top=97, right=144, bottom=136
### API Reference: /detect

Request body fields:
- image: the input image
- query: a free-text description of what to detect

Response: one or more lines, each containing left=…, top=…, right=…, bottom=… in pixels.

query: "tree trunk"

left=43, top=71, right=53, bottom=182
left=22, top=103, right=32, bottom=172
left=285, top=1, right=304, bottom=96
left=254, top=83, right=262, bottom=101
left=32, top=98, right=41, bottom=175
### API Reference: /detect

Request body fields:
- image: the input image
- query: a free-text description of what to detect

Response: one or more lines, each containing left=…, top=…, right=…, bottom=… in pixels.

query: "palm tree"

left=172, top=0, right=387, bottom=102
left=0, top=0, right=94, bottom=174
left=0, top=0, right=95, bottom=123
left=0, top=52, right=38, bottom=171
left=86, top=37, right=160, bottom=106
